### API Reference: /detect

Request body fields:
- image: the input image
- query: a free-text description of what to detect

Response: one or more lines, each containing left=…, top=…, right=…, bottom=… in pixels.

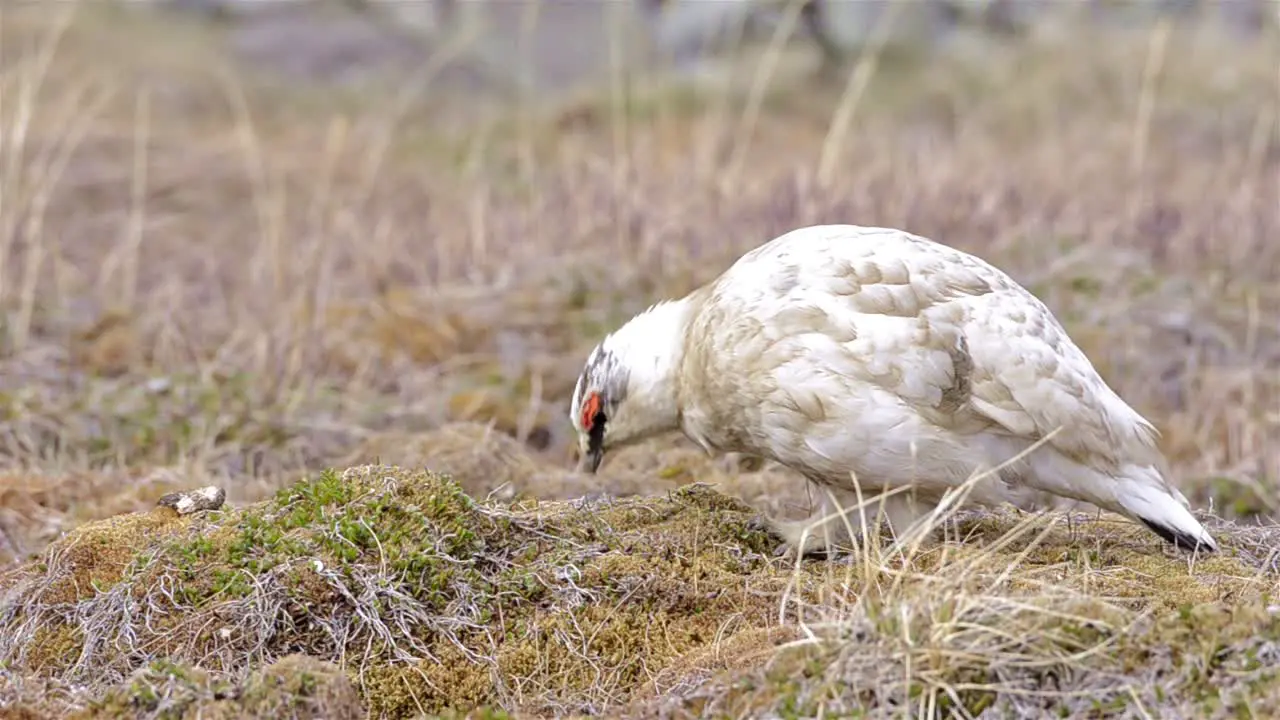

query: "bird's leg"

left=748, top=478, right=944, bottom=559
left=762, top=515, right=850, bottom=559
left=756, top=482, right=873, bottom=559
left=877, top=491, right=941, bottom=549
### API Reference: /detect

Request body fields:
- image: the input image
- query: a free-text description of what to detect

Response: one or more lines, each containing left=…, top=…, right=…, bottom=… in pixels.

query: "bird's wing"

left=713, top=225, right=1161, bottom=470
left=957, top=288, right=1163, bottom=468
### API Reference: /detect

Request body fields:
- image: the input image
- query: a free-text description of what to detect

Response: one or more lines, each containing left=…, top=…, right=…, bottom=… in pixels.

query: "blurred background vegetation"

left=0, top=0, right=1277, bottom=579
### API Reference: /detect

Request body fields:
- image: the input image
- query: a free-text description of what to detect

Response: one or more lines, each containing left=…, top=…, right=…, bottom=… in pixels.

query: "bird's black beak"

left=575, top=441, right=603, bottom=474
left=584, top=447, right=603, bottom=474
left=579, top=409, right=607, bottom=474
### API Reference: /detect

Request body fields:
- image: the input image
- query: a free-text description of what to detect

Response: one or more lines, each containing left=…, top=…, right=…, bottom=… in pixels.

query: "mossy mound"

left=66, top=654, right=361, bottom=720
left=2, top=464, right=1277, bottom=718
left=629, top=511, right=1280, bottom=719
left=0, top=465, right=807, bottom=718
left=635, top=598, right=1280, bottom=719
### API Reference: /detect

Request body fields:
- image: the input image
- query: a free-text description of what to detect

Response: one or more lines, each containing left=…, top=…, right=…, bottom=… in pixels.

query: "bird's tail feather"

left=1112, top=469, right=1217, bottom=553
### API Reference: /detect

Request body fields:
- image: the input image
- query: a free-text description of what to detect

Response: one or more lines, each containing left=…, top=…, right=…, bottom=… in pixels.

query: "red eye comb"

left=581, top=392, right=602, bottom=430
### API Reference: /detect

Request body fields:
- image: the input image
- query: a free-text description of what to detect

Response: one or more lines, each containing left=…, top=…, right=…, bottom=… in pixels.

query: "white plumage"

left=569, top=224, right=1217, bottom=555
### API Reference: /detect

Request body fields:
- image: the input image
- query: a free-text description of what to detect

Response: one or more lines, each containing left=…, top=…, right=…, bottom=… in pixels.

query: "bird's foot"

left=747, top=513, right=851, bottom=561
left=745, top=515, right=784, bottom=547
left=745, top=515, right=801, bottom=560
left=745, top=514, right=772, bottom=535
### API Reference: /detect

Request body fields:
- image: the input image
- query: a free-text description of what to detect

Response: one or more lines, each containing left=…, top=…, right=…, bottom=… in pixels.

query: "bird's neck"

left=606, top=296, right=698, bottom=437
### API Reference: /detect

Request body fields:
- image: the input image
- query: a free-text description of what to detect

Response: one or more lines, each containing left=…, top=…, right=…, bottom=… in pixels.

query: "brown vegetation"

left=1, top=2, right=1278, bottom=718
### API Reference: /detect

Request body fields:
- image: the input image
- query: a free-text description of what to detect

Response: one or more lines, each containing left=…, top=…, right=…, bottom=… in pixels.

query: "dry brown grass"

left=1, top=1, right=1279, bottom=717
left=0, top=465, right=809, bottom=716
left=2, top=461, right=1277, bottom=719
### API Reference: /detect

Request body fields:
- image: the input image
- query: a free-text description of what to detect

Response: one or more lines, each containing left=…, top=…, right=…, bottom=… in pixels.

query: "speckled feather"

left=571, top=225, right=1216, bottom=554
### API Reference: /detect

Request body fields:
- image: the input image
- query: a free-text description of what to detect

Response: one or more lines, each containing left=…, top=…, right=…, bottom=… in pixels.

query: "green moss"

left=37, top=509, right=191, bottom=605
left=8, top=465, right=1280, bottom=719
left=22, top=625, right=84, bottom=674
left=4, top=465, right=805, bottom=718
left=237, top=654, right=362, bottom=719
left=74, top=655, right=360, bottom=720
left=149, top=468, right=491, bottom=609
left=78, top=660, right=235, bottom=720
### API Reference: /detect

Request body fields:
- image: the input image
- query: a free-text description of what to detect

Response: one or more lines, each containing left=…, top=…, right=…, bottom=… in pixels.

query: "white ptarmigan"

left=569, top=224, right=1217, bottom=555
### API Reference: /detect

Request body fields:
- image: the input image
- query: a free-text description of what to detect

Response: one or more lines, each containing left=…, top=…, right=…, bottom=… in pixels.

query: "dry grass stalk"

left=0, top=3, right=1278, bottom=718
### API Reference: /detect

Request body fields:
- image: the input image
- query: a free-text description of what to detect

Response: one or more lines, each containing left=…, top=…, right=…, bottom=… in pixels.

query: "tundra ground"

left=1, top=4, right=1278, bottom=718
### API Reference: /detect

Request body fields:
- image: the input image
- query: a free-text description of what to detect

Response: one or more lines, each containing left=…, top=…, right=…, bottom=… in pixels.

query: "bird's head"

left=569, top=299, right=692, bottom=473
left=569, top=344, right=628, bottom=474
